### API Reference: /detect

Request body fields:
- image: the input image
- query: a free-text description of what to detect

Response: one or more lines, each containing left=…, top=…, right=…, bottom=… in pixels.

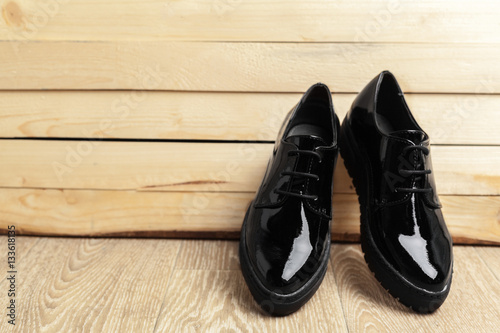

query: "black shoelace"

left=274, top=150, right=323, bottom=200
left=395, top=145, right=432, bottom=193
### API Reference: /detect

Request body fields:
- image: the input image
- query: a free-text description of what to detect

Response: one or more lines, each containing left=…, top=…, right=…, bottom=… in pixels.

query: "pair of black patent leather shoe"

left=239, top=71, right=453, bottom=316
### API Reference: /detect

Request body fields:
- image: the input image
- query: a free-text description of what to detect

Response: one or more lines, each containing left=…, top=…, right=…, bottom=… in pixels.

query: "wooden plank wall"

left=0, top=0, right=499, bottom=244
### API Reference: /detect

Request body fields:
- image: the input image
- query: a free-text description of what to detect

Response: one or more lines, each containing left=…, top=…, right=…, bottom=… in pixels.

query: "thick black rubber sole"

left=338, top=117, right=451, bottom=314
left=239, top=203, right=330, bottom=316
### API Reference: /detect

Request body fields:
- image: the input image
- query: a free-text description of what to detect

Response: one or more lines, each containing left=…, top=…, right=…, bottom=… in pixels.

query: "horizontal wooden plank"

left=332, top=194, right=500, bottom=245
left=0, top=141, right=498, bottom=195
left=0, top=41, right=498, bottom=93
left=0, top=91, right=498, bottom=145
left=0, top=189, right=498, bottom=244
left=0, top=1, right=498, bottom=43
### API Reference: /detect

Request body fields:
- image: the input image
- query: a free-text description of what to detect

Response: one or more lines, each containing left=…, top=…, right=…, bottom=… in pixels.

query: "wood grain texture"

left=0, top=91, right=498, bottom=145
left=1, top=189, right=499, bottom=244
left=0, top=190, right=252, bottom=237
left=2, top=238, right=498, bottom=332
left=0, top=0, right=497, bottom=329
left=1, top=0, right=499, bottom=43
left=157, top=240, right=346, bottom=332
left=0, top=140, right=498, bottom=195
left=155, top=260, right=347, bottom=331
left=438, top=196, right=500, bottom=245
left=0, top=234, right=38, bottom=267
left=0, top=140, right=272, bottom=193
left=155, top=270, right=259, bottom=331
left=475, top=246, right=500, bottom=282
left=0, top=41, right=499, bottom=93
left=330, top=244, right=500, bottom=333
left=0, top=237, right=182, bottom=332
left=333, top=194, right=500, bottom=245
left=176, top=240, right=239, bottom=271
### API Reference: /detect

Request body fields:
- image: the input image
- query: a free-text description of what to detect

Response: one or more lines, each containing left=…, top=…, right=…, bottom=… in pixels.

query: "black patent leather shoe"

left=239, top=83, right=339, bottom=316
left=339, top=71, right=453, bottom=313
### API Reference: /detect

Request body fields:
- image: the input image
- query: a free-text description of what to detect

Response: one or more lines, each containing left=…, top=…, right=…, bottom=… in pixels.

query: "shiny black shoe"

left=239, top=83, right=339, bottom=316
left=339, top=71, right=453, bottom=313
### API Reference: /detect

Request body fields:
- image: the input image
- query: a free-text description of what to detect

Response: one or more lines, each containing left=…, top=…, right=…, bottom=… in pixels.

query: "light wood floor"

left=1, top=237, right=499, bottom=332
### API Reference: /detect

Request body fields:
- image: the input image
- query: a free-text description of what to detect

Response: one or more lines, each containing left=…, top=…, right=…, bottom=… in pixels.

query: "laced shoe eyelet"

left=277, top=149, right=323, bottom=200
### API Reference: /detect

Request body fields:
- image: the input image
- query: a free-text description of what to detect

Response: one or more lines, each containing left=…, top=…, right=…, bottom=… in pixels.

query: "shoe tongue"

left=285, top=135, right=327, bottom=149
left=390, top=130, right=428, bottom=145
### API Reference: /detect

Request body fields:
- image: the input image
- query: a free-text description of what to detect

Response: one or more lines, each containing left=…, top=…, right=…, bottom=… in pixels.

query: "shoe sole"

left=239, top=202, right=330, bottom=316
left=338, top=117, right=451, bottom=313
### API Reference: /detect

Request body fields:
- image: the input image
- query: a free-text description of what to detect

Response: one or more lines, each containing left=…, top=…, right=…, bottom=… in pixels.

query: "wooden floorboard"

left=175, top=240, right=239, bottom=271
left=0, top=237, right=498, bottom=332
left=475, top=246, right=500, bottom=282
left=0, top=237, right=182, bottom=332
left=0, top=235, right=39, bottom=267
left=330, top=244, right=500, bottom=332
left=154, top=240, right=348, bottom=332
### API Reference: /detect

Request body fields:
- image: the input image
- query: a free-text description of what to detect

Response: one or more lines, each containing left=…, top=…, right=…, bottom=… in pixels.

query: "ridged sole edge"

left=338, top=117, right=451, bottom=314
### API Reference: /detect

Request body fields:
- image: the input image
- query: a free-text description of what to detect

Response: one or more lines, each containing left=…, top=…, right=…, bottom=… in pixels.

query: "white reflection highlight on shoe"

left=398, top=194, right=438, bottom=279
left=281, top=202, right=313, bottom=281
